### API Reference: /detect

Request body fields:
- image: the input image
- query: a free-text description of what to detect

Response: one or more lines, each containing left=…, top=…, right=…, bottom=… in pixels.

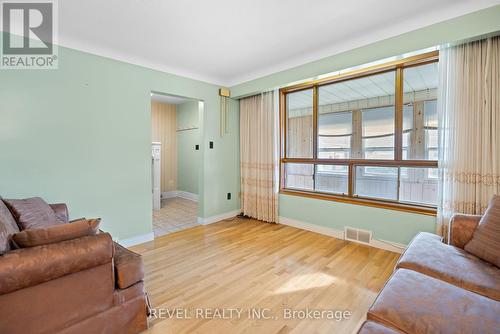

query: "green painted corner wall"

left=176, top=101, right=200, bottom=195
left=0, top=42, right=240, bottom=241
left=279, top=194, right=435, bottom=245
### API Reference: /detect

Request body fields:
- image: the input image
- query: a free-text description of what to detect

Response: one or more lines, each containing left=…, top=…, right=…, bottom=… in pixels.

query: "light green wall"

left=280, top=195, right=435, bottom=244
left=177, top=101, right=200, bottom=129
left=231, top=6, right=500, bottom=244
left=231, top=5, right=500, bottom=98
left=203, top=97, right=240, bottom=211
left=0, top=40, right=241, bottom=241
left=176, top=101, right=200, bottom=195
left=2, top=6, right=498, bottom=244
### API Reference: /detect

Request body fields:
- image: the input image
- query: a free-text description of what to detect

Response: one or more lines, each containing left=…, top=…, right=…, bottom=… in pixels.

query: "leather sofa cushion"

left=0, top=233, right=113, bottom=294
left=49, top=203, right=69, bottom=224
left=0, top=200, right=19, bottom=254
left=3, top=197, right=64, bottom=230
left=114, top=242, right=144, bottom=289
left=449, top=214, right=481, bottom=249
left=0, top=263, right=115, bottom=334
left=396, top=232, right=500, bottom=300
left=357, top=321, right=403, bottom=334
left=12, top=218, right=100, bottom=248
left=368, top=269, right=500, bottom=334
left=465, top=195, right=500, bottom=267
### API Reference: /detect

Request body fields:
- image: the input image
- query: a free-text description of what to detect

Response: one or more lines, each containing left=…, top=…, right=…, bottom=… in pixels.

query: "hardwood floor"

left=130, top=217, right=400, bottom=334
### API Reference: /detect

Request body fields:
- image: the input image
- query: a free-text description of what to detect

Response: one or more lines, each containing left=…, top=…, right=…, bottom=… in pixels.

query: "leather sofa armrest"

left=113, top=242, right=144, bottom=289
left=449, top=214, right=481, bottom=249
left=49, top=203, right=69, bottom=224
left=0, top=233, right=113, bottom=295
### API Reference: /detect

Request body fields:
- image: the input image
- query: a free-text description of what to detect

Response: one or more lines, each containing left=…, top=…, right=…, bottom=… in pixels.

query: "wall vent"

left=344, top=226, right=372, bottom=245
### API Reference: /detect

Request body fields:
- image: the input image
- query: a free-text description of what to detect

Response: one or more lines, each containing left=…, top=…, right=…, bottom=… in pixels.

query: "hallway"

left=153, top=197, right=199, bottom=237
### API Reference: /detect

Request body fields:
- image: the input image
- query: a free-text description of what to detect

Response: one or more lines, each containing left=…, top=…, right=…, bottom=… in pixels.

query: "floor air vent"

left=344, top=227, right=372, bottom=245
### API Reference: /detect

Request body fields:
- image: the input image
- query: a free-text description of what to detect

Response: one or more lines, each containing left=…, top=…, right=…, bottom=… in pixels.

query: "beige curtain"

left=437, top=36, right=500, bottom=238
left=240, top=91, right=279, bottom=222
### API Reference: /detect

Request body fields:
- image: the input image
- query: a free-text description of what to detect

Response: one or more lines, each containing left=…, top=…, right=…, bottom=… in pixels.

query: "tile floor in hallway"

left=153, top=197, right=199, bottom=237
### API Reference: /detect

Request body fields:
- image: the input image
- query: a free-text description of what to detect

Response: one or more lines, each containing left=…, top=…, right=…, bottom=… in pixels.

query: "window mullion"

left=348, top=163, right=354, bottom=196
left=281, top=91, right=287, bottom=159
left=312, top=164, right=316, bottom=191
left=396, top=167, right=401, bottom=202
left=313, top=86, right=318, bottom=159
left=395, top=67, right=403, bottom=160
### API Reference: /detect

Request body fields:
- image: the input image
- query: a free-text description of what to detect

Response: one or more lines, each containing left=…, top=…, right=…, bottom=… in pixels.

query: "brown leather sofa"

left=0, top=200, right=148, bottom=334
left=358, top=214, right=500, bottom=334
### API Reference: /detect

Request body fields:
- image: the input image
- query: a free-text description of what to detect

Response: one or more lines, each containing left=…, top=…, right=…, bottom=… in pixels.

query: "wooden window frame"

left=279, top=51, right=439, bottom=216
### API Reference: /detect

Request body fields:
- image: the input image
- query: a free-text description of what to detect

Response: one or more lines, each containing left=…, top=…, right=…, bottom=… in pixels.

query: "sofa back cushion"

left=12, top=218, right=100, bottom=248
left=3, top=197, right=64, bottom=230
left=465, top=195, right=500, bottom=267
left=0, top=200, right=20, bottom=254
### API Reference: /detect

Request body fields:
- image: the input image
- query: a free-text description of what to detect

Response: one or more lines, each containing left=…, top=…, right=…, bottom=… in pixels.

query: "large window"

left=280, top=52, right=438, bottom=214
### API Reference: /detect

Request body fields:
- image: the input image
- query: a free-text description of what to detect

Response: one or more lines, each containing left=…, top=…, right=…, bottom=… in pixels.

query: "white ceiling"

left=57, top=0, right=500, bottom=86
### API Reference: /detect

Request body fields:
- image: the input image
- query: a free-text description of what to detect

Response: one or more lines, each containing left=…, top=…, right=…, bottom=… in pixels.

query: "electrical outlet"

left=227, top=193, right=231, bottom=200
left=195, top=144, right=199, bottom=150
left=209, top=141, right=214, bottom=149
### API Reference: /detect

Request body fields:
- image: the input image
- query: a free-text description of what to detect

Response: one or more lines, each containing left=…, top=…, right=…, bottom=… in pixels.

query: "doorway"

left=150, top=92, right=202, bottom=238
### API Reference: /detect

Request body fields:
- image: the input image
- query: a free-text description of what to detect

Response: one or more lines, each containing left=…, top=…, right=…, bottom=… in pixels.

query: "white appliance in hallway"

left=152, top=142, right=161, bottom=211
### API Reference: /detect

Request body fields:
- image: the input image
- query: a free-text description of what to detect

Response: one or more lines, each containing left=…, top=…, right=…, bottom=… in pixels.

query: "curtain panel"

left=437, top=36, right=500, bottom=238
left=239, top=91, right=279, bottom=223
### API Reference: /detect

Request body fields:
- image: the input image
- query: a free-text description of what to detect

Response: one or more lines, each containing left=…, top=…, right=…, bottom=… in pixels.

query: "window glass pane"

left=402, top=62, right=438, bottom=160
left=402, top=104, right=413, bottom=160
left=362, top=106, right=395, bottom=159
left=354, top=166, right=398, bottom=200
left=424, top=100, right=438, bottom=160
left=286, top=89, right=313, bottom=158
left=315, top=165, right=348, bottom=195
left=282, top=59, right=439, bottom=209
left=318, top=111, right=352, bottom=159
left=285, top=163, right=313, bottom=191
left=399, top=167, right=438, bottom=205
left=318, top=71, right=395, bottom=159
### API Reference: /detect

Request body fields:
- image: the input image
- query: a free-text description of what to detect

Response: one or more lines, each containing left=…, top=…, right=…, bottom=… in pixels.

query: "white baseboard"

left=197, top=209, right=241, bottom=225
left=117, top=232, right=154, bottom=248
left=369, top=239, right=407, bottom=253
left=161, top=191, right=177, bottom=199
left=176, top=191, right=198, bottom=202
left=161, top=191, right=198, bottom=202
left=278, top=216, right=406, bottom=253
left=279, top=216, right=344, bottom=239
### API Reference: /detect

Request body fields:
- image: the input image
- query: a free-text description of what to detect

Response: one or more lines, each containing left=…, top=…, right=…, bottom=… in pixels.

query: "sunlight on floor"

left=274, top=272, right=338, bottom=294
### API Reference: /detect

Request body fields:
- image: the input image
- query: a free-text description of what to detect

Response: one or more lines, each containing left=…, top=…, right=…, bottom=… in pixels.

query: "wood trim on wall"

left=282, top=158, right=437, bottom=167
